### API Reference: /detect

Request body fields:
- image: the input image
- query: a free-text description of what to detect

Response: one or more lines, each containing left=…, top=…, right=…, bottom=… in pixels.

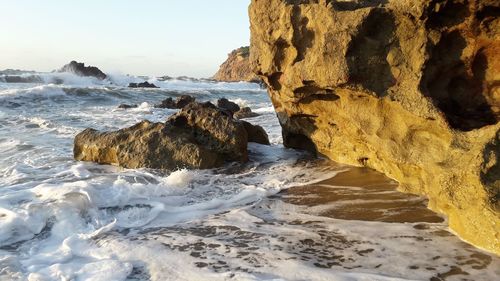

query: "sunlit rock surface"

left=213, top=47, right=261, bottom=83
left=250, top=0, right=500, bottom=254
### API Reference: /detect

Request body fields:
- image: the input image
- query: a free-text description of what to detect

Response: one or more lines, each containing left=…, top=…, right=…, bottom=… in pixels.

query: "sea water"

left=0, top=72, right=498, bottom=281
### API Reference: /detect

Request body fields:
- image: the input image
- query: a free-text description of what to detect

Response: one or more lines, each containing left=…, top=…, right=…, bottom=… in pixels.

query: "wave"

left=0, top=71, right=265, bottom=93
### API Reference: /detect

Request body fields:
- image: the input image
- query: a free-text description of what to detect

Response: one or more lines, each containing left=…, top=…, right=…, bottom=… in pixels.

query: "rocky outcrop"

left=250, top=0, right=500, bottom=254
left=213, top=47, right=261, bottom=83
left=128, top=81, right=159, bottom=88
left=74, top=102, right=269, bottom=170
left=155, top=95, right=196, bottom=109
left=217, top=98, right=260, bottom=119
left=59, top=61, right=107, bottom=80
left=234, top=107, right=260, bottom=119
left=241, top=121, right=270, bottom=145
left=217, top=98, right=241, bottom=113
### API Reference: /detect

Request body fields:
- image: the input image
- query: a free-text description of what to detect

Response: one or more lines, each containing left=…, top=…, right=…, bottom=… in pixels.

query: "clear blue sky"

left=0, top=0, right=251, bottom=78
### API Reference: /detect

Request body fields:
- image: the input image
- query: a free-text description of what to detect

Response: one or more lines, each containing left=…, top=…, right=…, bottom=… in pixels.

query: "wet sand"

left=282, top=167, right=444, bottom=224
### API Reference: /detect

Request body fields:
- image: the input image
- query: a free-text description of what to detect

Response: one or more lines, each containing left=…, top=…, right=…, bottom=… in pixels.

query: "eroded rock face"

left=74, top=121, right=226, bottom=170
left=250, top=0, right=500, bottom=254
left=166, top=102, right=250, bottom=162
left=74, top=102, right=270, bottom=170
left=213, top=47, right=261, bottom=83
left=59, top=61, right=107, bottom=80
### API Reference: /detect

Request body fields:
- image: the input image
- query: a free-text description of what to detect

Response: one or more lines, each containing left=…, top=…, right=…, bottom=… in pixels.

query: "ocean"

left=0, top=72, right=498, bottom=281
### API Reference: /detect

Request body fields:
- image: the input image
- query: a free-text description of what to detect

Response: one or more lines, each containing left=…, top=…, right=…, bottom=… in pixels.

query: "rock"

left=156, top=95, right=196, bottom=109
left=59, top=61, right=107, bottom=80
left=118, top=104, right=138, bottom=109
left=74, top=102, right=251, bottom=169
left=156, top=97, right=175, bottom=109
left=234, top=107, right=260, bottom=119
left=128, top=81, right=159, bottom=88
left=175, top=95, right=196, bottom=109
left=167, top=102, right=249, bottom=161
left=250, top=0, right=500, bottom=254
left=74, top=121, right=223, bottom=170
left=241, top=121, right=270, bottom=145
left=212, top=46, right=262, bottom=83
left=217, top=98, right=240, bottom=113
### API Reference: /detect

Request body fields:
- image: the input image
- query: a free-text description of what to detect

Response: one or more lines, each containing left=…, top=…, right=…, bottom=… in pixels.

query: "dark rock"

left=156, top=97, right=175, bottom=109
left=241, top=120, right=270, bottom=145
left=59, top=61, right=107, bottom=80
left=118, top=104, right=138, bottom=109
left=234, top=107, right=260, bottom=119
left=175, top=95, right=196, bottom=109
left=74, top=102, right=253, bottom=169
left=128, top=81, right=159, bottom=88
left=217, top=98, right=240, bottom=113
left=156, top=95, right=195, bottom=109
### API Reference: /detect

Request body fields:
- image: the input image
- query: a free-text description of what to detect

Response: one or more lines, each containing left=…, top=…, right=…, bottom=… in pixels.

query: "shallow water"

left=0, top=73, right=498, bottom=281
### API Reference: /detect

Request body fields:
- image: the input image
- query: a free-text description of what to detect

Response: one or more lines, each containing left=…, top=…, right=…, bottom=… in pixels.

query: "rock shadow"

left=345, top=8, right=397, bottom=96
left=421, top=30, right=497, bottom=131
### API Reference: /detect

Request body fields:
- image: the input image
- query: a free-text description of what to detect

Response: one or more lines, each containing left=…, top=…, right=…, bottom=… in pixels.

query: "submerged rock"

left=212, top=46, right=261, bottom=83
left=250, top=0, right=500, bottom=253
left=74, top=101, right=269, bottom=170
left=117, top=104, right=138, bottom=109
left=59, top=61, right=107, bottom=80
left=156, top=95, right=195, bottom=109
left=128, top=81, right=159, bottom=88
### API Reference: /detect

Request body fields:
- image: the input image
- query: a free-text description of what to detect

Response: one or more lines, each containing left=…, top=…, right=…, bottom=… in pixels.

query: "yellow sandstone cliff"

left=213, top=46, right=261, bottom=82
left=250, top=0, right=500, bottom=254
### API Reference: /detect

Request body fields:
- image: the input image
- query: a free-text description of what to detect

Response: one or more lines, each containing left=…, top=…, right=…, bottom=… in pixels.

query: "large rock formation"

left=59, top=61, right=107, bottom=80
left=250, top=0, right=500, bottom=254
left=213, top=47, right=261, bottom=83
left=74, top=102, right=269, bottom=170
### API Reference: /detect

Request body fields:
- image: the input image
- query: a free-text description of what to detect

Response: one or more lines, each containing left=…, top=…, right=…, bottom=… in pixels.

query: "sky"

left=0, top=0, right=251, bottom=78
